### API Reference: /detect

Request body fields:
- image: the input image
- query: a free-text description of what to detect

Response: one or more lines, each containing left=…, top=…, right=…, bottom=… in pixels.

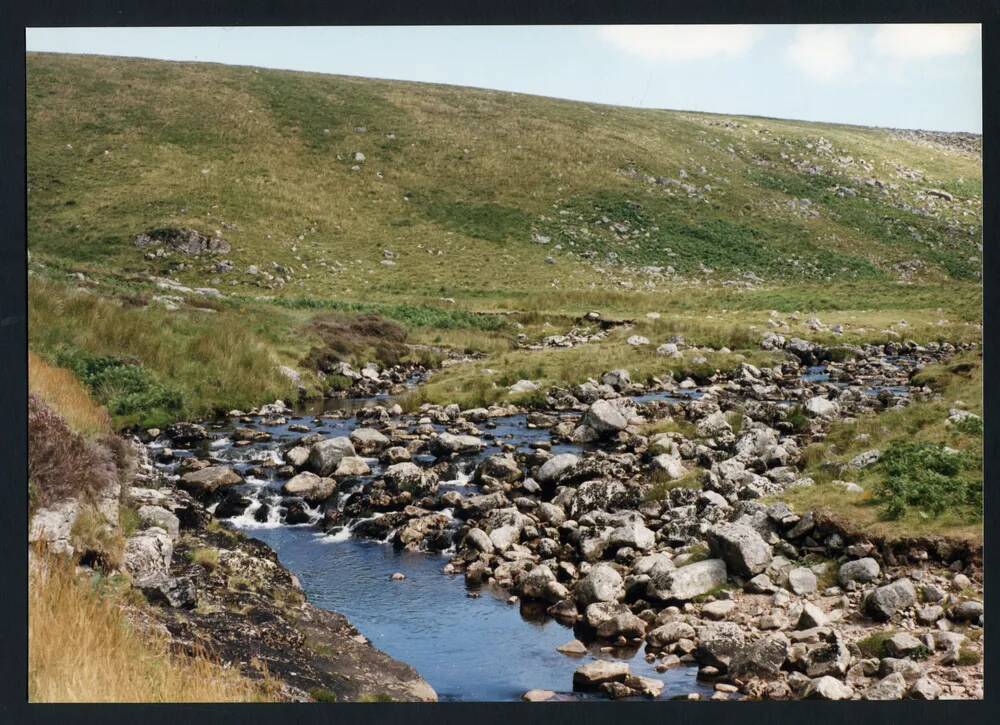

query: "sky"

left=25, top=24, right=982, bottom=132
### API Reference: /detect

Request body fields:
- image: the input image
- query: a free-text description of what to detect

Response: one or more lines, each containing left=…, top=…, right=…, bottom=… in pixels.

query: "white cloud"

left=597, top=25, right=758, bottom=61
left=785, top=27, right=857, bottom=81
left=872, top=24, right=979, bottom=59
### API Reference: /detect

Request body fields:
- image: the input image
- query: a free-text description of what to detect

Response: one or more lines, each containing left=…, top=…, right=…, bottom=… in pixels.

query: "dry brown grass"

left=29, top=554, right=274, bottom=703
left=29, top=351, right=110, bottom=436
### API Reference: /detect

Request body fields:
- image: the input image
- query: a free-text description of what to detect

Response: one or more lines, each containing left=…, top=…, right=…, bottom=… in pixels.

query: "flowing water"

left=149, top=359, right=915, bottom=701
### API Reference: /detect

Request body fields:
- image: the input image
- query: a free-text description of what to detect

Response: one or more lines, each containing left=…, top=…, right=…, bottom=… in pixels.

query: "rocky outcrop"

left=133, top=227, right=231, bottom=255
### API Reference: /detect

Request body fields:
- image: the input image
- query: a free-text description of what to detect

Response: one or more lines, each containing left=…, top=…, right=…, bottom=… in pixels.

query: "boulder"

left=728, top=635, right=789, bottom=680
left=788, top=567, right=818, bottom=595
left=536, top=453, right=579, bottom=485
left=575, top=563, right=625, bottom=606
left=864, top=578, right=917, bottom=621
left=282, top=472, right=336, bottom=503
left=706, top=523, right=772, bottom=578
left=123, top=528, right=174, bottom=588
left=646, top=559, right=727, bottom=602
left=430, top=432, right=484, bottom=456
left=583, top=399, right=628, bottom=436
left=694, top=621, right=748, bottom=670
left=651, top=454, right=686, bottom=480
left=285, top=445, right=311, bottom=468
left=569, top=478, right=636, bottom=518
left=804, top=396, right=839, bottom=418
left=608, top=521, right=655, bottom=551
left=865, top=673, right=907, bottom=700
left=178, top=466, right=242, bottom=496
left=839, top=557, right=881, bottom=585
left=572, top=661, right=630, bottom=691
left=519, top=566, right=569, bottom=603
left=349, top=427, right=390, bottom=454
left=307, top=437, right=356, bottom=476
left=645, top=621, right=696, bottom=648
left=477, top=454, right=522, bottom=483
left=136, top=505, right=180, bottom=538
left=803, top=676, right=854, bottom=700
left=334, top=456, right=371, bottom=478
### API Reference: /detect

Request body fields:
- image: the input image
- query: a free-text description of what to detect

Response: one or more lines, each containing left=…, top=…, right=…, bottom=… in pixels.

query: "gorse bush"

left=872, top=441, right=982, bottom=521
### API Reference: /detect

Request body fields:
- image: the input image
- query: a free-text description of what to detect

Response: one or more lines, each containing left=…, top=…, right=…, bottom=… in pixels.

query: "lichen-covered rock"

left=706, top=523, right=772, bottom=578
left=307, top=437, right=356, bottom=476
left=864, top=578, right=917, bottom=620
left=646, top=559, right=727, bottom=601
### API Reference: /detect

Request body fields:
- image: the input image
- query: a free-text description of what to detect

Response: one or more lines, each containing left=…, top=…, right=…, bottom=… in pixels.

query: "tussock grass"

left=29, top=554, right=273, bottom=702
left=29, top=351, right=110, bottom=435
left=29, top=278, right=296, bottom=427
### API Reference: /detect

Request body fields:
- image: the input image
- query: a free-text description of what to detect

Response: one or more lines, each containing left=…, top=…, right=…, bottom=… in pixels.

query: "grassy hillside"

left=26, top=52, right=983, bottom=426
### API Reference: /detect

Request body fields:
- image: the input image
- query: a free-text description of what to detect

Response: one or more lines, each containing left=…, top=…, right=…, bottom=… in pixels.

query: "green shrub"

left=54, top=350, right=184, bottom=420
left=872, top=441, right=981, bottom=520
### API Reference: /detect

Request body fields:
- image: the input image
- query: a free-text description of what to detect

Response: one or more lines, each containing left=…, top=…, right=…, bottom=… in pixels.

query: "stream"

left=147, top=359, right=918, bottom=701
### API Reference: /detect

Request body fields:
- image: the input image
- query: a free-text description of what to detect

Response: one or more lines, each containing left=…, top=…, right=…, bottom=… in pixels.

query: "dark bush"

left=302, top=313, right=408, bottom=372
left=28, top=394, right=123, bottom=510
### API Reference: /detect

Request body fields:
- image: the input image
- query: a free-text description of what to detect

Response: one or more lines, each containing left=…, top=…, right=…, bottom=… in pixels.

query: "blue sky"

left=26, top=25, right=982, bottom=132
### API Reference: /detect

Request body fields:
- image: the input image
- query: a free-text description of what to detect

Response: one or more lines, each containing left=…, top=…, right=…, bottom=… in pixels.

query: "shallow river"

left=152, top=360, right=913, bottom=701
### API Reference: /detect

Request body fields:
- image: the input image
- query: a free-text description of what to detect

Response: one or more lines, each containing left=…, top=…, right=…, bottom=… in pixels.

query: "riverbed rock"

left=728, top=634, right=790, bottom=680
left=178, top=466, right=243, bottom=497
left=695, top=621, right=748, bottom=670
left=519, top=565, right=569, bottom=603
left=583, top=399, right=629, bottom=436
left=706, top=523, right=772, bottom=578
left=865, top=672, right=907, bottom=700
left=803, top=675, right=854, bottom=700
left=864, top=578, right=917, bottom=620
left=569, top=479, right=636, bottom=518
left=334, top=456, right=371, bottom=478
left=536, top=453, right=579, bottom=485
left=430, top=432, right=484, bottom=456
left=804, top=396, right=839, bottom=418
left=285, top=446, right=311, bottom=468
left=307, top=437, right=357, bottom=476
left=282, top=472, right=336, bottom=503
left=575, top=563, right=625, bottom=606
left=349, top=428, right=390, bottom=454
left=572, top=660, right=630, bottom=690
left=477, top=454, right=522, bottom=483
left=646, top=559, right=727, bottom=602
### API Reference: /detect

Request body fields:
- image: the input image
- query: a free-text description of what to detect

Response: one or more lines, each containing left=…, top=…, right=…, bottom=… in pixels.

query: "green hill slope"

left=28, top=52, right=981, bottom=295
left=26, top=52, right=983, bottom=426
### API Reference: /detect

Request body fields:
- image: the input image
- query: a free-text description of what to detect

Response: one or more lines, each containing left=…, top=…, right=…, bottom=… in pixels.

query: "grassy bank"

left=780, top=352, right=983, bottom=542
left=29, top=555, right=274, bottom=702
